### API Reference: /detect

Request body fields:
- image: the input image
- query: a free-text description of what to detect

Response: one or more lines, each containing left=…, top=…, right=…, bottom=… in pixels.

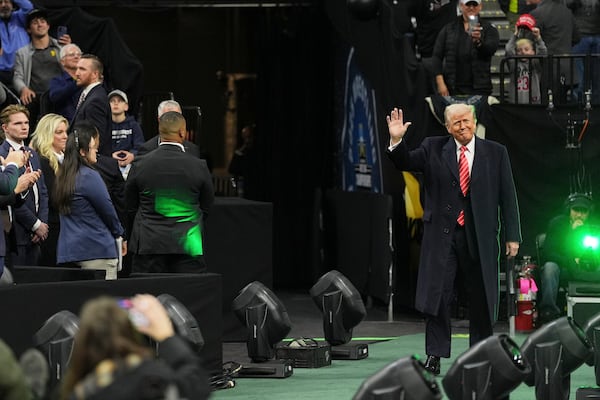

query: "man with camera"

left=539, top=193, right=598, bottom=323
left=432, top=0, right=499, bottom=97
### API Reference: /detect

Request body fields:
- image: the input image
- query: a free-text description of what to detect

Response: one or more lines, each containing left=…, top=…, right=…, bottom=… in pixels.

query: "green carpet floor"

left=212, top=333, right=597, bottom=399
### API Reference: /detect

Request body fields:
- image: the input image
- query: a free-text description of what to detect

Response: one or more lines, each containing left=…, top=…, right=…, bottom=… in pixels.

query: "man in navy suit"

left=0, top=104, right=48, bottom=266
left=386, top=103, right=521, bottom=375
left=71, top=54, right=112, bottom=156
left=0, top=143, right=40, bottom=276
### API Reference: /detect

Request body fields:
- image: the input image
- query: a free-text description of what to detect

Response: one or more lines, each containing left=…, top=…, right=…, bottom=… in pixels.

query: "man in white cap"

left=432, top=0, right=499, bottom=96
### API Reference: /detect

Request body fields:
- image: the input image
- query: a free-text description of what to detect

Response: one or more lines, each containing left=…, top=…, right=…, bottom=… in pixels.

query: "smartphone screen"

left=57, top=25, right=68, bottom=38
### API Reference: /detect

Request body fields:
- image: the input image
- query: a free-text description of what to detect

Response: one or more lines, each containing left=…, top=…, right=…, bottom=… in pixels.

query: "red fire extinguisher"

left=515, top=256, right=538, bottom=332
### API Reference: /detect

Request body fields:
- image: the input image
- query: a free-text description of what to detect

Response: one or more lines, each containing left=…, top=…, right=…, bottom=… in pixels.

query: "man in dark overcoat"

left=386, top=103, right=521, bottom=374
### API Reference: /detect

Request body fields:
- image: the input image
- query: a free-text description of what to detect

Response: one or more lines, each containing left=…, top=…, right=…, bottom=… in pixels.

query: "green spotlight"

left=583, top=235, right=600, bottom=251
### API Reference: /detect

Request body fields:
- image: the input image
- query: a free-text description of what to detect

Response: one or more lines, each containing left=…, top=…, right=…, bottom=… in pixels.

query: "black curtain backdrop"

left=253, top=7, right=336, bottom=287
left=44, top=7, right=144, bottom=117
left=486, top=104, right=600, bottom=257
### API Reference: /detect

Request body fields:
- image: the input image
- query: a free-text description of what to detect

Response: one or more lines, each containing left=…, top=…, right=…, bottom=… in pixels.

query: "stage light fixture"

left=520, top=316, right=593, bottom=399
left=309, top=270, right=368, bottom=359
left=157, top=293, right=204, bottom=352
left=582, top=312, right=600, bottom=367
left=576, top=314, right=600, bottom=397
left=353, top=355, right=442, bottom=400
left=232, top=281, right=293, bottom=378
left=32, top=310, right=80, bottom=390
left=442, top=334, right=530, bottom=400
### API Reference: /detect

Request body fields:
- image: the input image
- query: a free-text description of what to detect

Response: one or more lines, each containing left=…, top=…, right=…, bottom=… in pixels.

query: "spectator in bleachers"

left=0, top=0, right=33, bottom=88
left=497, top=0, right=535, bottom=28
left=71, top=54, right=112, bottom=156
left=48, top=43, right=82, bottom=122
left=109, top=89, right=144, bottom=179
left=504, top=14, right=547, bottom=104
left=566, top=0, right=600, bottom=105
left=13, top=8, right=71, bottom=130
left=54, top=120, right=125, bottom=279
left=29, top=113, right=68, bottom=267
left=528, top=0, right=580, bottom=104
left=432, top=0, right=499, bottom=97
left=410, top=0, right=459, bottom=95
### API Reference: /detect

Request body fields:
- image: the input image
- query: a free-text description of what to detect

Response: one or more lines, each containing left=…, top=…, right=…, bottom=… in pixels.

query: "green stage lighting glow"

left=153, top=190, right=204, bottom=256
left=583, top=235, right=599, bottom=250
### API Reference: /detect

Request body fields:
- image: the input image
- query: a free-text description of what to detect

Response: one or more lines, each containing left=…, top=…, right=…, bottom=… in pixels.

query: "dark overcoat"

left=388, top=135, right=521, bottom=320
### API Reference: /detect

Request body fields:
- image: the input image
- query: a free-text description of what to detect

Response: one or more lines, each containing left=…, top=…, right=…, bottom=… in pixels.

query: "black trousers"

left=425, top=226, right=493, bottom=358
left=132, top=253, right=207, bottom=274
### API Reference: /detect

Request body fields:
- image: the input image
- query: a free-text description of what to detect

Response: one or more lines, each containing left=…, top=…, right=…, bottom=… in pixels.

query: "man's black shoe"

left=424, top=355, right=441, bottom=375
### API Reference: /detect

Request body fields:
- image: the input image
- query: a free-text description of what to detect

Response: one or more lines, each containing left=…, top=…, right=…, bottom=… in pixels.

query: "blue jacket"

left=0, top=0, right=33, bottom=72
left=48, top=70, right=81, bottom=122
left=57, top=165, right=124, bottom=263
left=111, top=115, right=145, bottom=154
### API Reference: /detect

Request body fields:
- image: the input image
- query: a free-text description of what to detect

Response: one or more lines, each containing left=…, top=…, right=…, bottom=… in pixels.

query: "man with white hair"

left=386, top=103, right=521, bottom=375
left=48, top=43, right=82, bottom=121
left=136, top=99, right=201, bottom=158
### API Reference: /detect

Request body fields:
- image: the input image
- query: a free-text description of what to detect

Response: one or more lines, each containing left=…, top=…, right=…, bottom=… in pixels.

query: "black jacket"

left=432, top=16, right=499, bottom=95
left=70, top=336, right=210, bottom=400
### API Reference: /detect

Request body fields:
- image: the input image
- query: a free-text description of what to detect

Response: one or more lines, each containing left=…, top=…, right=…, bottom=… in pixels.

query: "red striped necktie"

left=457, top=146, right=470, bottom=226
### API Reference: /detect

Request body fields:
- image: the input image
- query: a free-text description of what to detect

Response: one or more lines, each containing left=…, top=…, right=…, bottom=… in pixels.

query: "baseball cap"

left=26, top=9, right=48, bottom=26
left=460, top=0, right=481, bottom=5
left=108, top=89, right=128, bottom=104
left=565, top=193, right=593, bottom=211
left=516, top=14, right=536, bottom=30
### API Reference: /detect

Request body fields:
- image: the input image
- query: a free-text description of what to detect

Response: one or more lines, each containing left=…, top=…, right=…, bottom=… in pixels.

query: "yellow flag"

left=402, top=171, right=423, bottom=219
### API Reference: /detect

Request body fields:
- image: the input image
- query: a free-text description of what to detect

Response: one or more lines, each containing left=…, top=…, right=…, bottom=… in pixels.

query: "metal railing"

left=499, top=53, right=600, bottom=106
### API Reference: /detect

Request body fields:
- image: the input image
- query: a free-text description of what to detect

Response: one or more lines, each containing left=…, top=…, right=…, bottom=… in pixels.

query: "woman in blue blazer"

left=54, top=120, right=126, bottom=279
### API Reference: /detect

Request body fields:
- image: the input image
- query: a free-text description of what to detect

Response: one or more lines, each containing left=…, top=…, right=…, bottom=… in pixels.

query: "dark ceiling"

left=40, top=0, right=313, bottom=7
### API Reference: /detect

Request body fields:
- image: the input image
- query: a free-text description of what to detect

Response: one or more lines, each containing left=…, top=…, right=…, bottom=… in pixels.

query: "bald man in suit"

left=126, top=111, right=214, bottom=273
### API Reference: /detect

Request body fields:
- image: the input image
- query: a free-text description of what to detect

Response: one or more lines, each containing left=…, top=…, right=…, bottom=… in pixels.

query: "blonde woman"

left=30, top=113, right=68, bottom=266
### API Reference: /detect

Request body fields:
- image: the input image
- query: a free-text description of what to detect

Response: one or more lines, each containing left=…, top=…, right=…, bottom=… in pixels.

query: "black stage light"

left=309, top=270, right=368, bottom=359
left=232, top=281, right=293, bottom=378
left=442, top=334, right=531, bottom=400
left=574, top=315, right=600, bottom=397
left=157, top=293, right=204, bottom=353
left=353, top=355, right=442, bottom=400
left=32, top=310, right=80, bottom=390
left=521, top=316, right=593, bottom=400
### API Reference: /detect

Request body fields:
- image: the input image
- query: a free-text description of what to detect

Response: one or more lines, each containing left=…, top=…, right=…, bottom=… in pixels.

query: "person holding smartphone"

left=431, top=0, right=499, bottom=97
left=13, top=8, right=72, bottom=128
left=108, top=89, right=145, bottom=179
left=60, top=294, right=210, bottom=400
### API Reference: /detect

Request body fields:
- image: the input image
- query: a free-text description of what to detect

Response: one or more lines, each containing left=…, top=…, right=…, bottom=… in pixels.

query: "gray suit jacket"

left=12, top=37, right=62, bottom=95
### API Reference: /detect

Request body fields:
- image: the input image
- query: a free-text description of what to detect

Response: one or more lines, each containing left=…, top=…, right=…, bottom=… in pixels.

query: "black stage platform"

left=205, top=197, right=273, bottom=341
left=0, top=197, right=274, bottom=372
left=0, top=273, right=223, bottom=374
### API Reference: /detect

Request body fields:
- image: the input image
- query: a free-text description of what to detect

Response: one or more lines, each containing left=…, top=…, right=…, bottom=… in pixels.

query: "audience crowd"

left=408, top=0, right=597, bottom=104
left=0, top=0, right=596, bottom=398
